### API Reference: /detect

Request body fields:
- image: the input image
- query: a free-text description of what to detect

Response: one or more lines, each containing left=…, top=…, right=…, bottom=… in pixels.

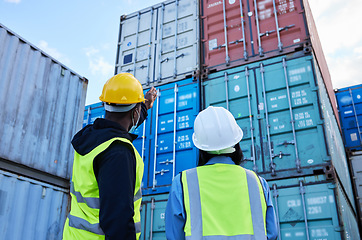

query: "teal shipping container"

left=83, top=78, right=199, bottom=195
left=202, top=53, right=356, bottom=211
left=140, top=194, right=168, bottom=240
left=269, top=175, right=360, bottom=240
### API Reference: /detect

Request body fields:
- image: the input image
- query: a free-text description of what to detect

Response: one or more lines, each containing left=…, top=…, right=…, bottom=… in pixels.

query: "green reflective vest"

left=181, top=163, right=267, bottom=239
left=62, top=137, right=144, bottom=240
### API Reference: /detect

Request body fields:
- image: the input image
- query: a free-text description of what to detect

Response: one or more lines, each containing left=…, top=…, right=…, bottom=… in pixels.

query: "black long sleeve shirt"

left=71, top=103, right=148, bottom=240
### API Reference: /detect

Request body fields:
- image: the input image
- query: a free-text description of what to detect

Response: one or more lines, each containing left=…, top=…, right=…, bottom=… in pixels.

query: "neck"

left=105, top=115, right=131, bottom=131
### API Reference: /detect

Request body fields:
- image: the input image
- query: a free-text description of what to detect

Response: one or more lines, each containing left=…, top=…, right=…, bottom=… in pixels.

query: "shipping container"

left=335, top=84, right=362, bottom=151
left=140, top=194, right=168, bottom=240
left=268, top=175, right=360, bottom=240
left=0, top=24, right=87, bottom=180
left=200, top=0, right=339, bottom=126
left=202, top=53, right=356, bottom=210
left=346, top=151, right=362, bottom=228
left=83, top=78, right=199, bottom=195
left=115, top=0, right=200, bottom=88
left=0, top=169, right=69, bottom=240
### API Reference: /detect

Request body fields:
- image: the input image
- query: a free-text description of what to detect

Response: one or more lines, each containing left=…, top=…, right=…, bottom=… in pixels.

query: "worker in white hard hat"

left=165, top=106, right=278, bottom=240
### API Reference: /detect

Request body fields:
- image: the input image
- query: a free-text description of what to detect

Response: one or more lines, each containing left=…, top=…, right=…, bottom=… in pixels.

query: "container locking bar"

left=253, top=0, right=264, bottom=56
left=272, top=184, right=282, bottom=240
left=223, top=72, right=230, bottom=110
left=150, top=197, right=155, bottom=240
left=222, top=0, right=231, bottom=65
left=141, top=119, right=147, bottom=162
left=299, top=181, right=310, bottom=240
left=172, top=84, right=178, bottom=180
left=245, top=67, right=257, bottom=171
left=158, top=4, right=165, bottom=82
left=146, top=8, right=154, bottom=86
left=173, top=0, right=179, bottom=78
left=260, top=63, right=276, bottom=175
left=283, top=58, right=301, bottom=172
left=349, top=88, right=362, bottom=146
left=152, top=90, right=160, bottom=189
left=132, top=12, right=141, bottom=74
left=272, top=0, right=283, bottom=52
left=239, top=0, right=248, bottom=60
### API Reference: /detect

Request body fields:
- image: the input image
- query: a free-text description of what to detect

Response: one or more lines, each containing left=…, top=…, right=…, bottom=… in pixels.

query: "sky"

left=0, top=0, right=361, bottom=106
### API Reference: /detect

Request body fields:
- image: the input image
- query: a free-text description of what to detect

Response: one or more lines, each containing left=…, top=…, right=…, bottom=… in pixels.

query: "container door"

left=202, top=66, right=262, bottom=173
left=201, top=0, right=252, bottom=69
left=116, top=9, right=157, bottom=87
left=271, top=181, right=342, bottom=240
left=249, top=0, right=307, bottom=57
left=254, top=56, right=329, bottom=175
left=142, top=195, right=168, bottom=240
left=146, top=79, right=199, bottom=195
left=336, top=85, right=362, bottom=151
left=155, top=0, right=199, bottom=84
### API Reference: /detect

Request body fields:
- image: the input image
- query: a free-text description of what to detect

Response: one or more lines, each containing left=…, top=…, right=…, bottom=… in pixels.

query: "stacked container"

left=0, top=23, right=87, bottom=239
left=80, top=0, right=360, bottom=239
left=335, top=84, right=362, bottom=231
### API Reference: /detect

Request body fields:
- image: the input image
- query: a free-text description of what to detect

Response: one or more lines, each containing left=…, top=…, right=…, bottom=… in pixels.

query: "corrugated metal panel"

left=0, top=170, right=69, bottom=240
left=140, top=194, right=168, bottom=240
left=348, top=151, right=362, bottom=225
left=335, top=84, right=362, bottom=151
left=200, top=0, right=340, bottom=127
left=83, top=78, right=199, bottom=195
left=203, top=54, right=330, bottom=176
left=0, top=24, right=87, bottom=180
left=115, top=0, right=200, bottom=88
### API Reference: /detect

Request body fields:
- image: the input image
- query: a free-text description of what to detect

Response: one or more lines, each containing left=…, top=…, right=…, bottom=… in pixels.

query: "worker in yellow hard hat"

left=62, top=73, right=157, bottom=240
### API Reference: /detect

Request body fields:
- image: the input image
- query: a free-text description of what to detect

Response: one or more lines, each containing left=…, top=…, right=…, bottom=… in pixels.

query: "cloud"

left=309, top=0, right=362, bottom=89
left=38, top=40, right=71, bottom=65
left=4, top=0, right=21, bottom=3
left=84, top=47, right=113, bottom=77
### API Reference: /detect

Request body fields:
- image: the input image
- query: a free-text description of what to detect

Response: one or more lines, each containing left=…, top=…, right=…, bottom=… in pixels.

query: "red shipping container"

left=201, top=0, right=340, bottom=130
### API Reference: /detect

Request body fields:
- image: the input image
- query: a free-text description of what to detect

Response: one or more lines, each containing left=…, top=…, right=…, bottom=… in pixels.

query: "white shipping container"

left=0, top=23, right=87, bottom=180
left=115, top=0, right=200, bottom=87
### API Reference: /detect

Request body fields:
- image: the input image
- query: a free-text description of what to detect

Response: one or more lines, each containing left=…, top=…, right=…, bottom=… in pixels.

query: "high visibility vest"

left=181, top=163, right=267, bottom=239
left=62, top=137, right=144, bottom=240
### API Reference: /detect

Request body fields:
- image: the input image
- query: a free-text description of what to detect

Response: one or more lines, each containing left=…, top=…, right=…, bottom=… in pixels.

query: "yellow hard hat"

left=99, top=73, right=145, bottom=104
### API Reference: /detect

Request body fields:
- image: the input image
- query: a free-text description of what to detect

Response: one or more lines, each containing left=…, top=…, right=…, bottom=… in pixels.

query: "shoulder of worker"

left=71, top=118, right=138, bottom=156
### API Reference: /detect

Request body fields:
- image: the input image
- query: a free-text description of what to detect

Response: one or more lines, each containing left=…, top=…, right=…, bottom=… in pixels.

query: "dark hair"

left=198, top=143, right=243, bottom=166
left=105, top=102, right=141, bottom=119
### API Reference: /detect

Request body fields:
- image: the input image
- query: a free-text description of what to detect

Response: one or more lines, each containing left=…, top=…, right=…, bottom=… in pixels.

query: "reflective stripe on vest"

left=182, top=165, right=267, bottom=239
left=62, top=137, right=143, bottom=240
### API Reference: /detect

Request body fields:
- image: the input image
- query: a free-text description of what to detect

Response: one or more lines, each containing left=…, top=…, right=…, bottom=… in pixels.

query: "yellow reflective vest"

left=181, top=163, right=267, bottom=239
left=62, top=137, right=144, bottom=240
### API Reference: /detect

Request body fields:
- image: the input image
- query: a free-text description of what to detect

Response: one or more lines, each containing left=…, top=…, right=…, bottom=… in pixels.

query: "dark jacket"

left=71, top=103, right=148, bottom=240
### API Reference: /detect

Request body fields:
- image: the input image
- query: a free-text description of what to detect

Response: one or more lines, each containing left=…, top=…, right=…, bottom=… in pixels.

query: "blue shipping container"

left=83, top=78, right=199, bottom=195
left=335, top=84, right=362, bottom=151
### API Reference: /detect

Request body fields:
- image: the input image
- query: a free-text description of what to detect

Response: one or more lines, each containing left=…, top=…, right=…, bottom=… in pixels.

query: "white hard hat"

left=192, top=106, right=243, bottom=151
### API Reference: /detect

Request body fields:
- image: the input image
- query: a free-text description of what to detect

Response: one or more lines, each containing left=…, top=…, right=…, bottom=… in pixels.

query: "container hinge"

left=317, top=119, right=324, bottom=125
left=279, top=24, right=295, bottom=32
left=260, top=29, right=276, bottom=37
left=160, top=159, right=174, bottom=165
left=277, top=140, right=295, bottom=147
left=229, top=38, right=244, bottom=45
left=323, top=156, right=331, bottom=162
left=328, top=183, right=336, bottom=189
left=311, top=86, right=319, bottom=92
left=155, top=169, right=169, bottom=175
left=272, top=151, right=291, bottom=159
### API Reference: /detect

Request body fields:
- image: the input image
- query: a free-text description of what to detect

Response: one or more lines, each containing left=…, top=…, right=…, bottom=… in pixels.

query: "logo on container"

left=207, top=1, right=222, bottom=8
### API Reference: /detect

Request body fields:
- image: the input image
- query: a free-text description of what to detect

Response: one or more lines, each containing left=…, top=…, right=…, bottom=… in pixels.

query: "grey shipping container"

left=115, top=0, right=200, bottom=88
left=347, top=151, right=362, bottom=228
left=0, top=24, right=87, bottom=181
left=0, top=169, right=69, bottom=240
left=202, top=53, right=356, bottom=212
